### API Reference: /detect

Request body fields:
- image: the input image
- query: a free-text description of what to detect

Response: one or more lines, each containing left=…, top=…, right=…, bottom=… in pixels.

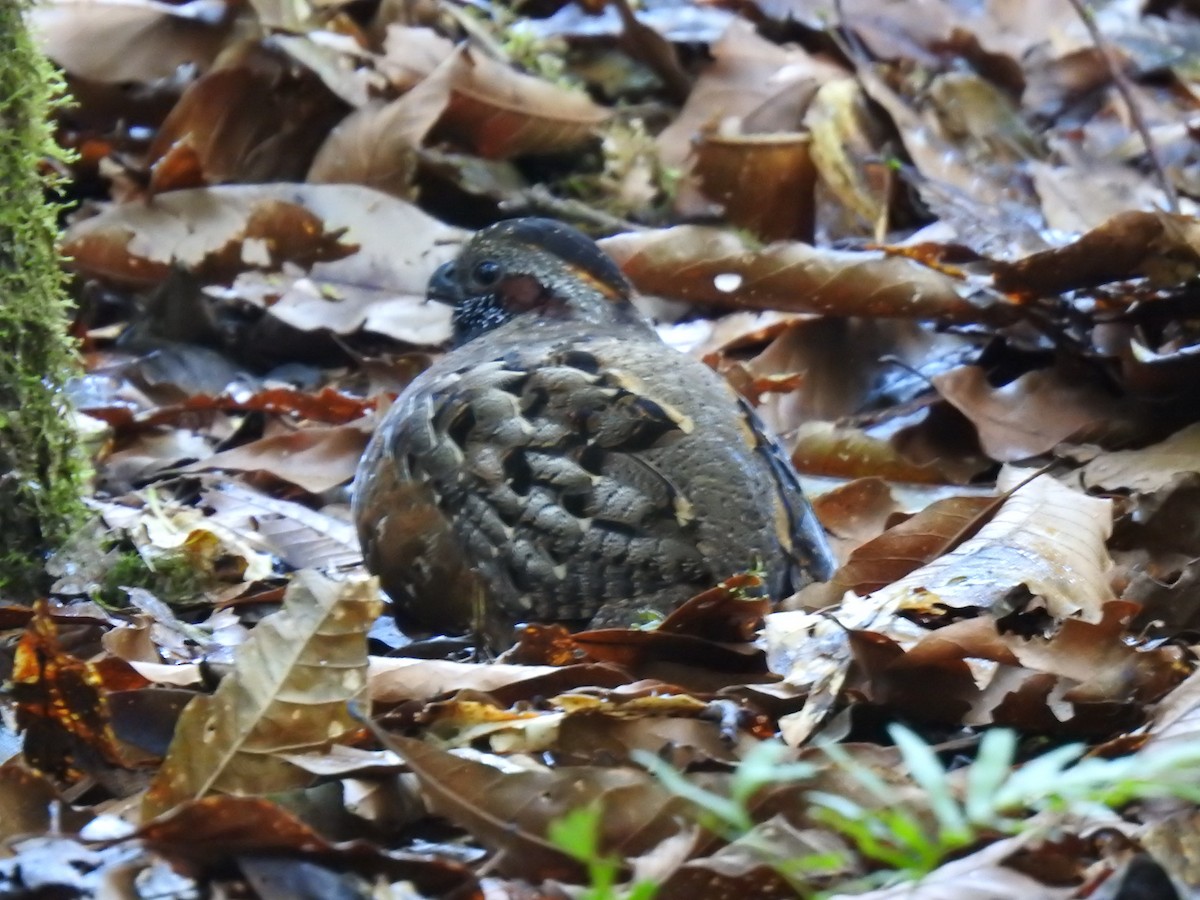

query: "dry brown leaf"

left=992, top=210, right=1200, bottom=296
left=368, top=658, right=562, bottom=704
left=1030, top=161, right=1172, bottom=234
left=306, top=99, right=422, bottom=196
left=65, top=185, right=462, bottom=345
left=797, top=494, right=1001, bottom=610
left=853, top=63, right=1047, bottom=259
left=137, top=795, right=478, bottom=891
left=201, top=483, right=361, bottom=571
left=766, top=473, right=1115, bottom=742
left=790, top=422, right=959, bottom=484
left=933, top=364, right=1158, bottom=461
left=12, top=601, right=152, bottom=780
left=600, top=226, right=992, bottom=322
left=385, top=736, right=691, bottom=881
left=183, top=422, right=370, bottom=493
left=655, top=20, right=844, bottom=168
left=738, top=317, right=966, bottom=428
left=692, top=132, right=816, bottom=242
left=804, top=78, right=893, bottom=237
left=306, top=37, right=462, bottom=193
left=871, top=471, right=1115, bottom=622
left=142, top=571, right=380, bottom=820
left=0, top=765, right=93, bottom=843
left=1141, top=668, right=1200, bottom=755
left=64, top=183, right=461, bottom=287
left=148, top=60, right=345, bottom=189
left=810, top=478, right=901, bottom=549
left=31, top=0, right=230, bottom=84
left=377, top=25, right=456, bottom=91
left=432, top=46, right=611, bottom=159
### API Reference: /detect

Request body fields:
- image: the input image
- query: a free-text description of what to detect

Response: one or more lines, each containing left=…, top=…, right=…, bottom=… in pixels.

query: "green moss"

left=96, top=548, right=211, bottom=609
left=0, top=2, right=88, bottom=597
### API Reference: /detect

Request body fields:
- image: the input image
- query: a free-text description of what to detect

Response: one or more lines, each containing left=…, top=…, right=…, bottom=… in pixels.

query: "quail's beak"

left=426, top=261, right=461, bottom=306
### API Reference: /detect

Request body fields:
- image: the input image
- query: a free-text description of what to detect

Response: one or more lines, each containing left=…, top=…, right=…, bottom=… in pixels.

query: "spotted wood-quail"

left=353, top=218, right=834, bottom=643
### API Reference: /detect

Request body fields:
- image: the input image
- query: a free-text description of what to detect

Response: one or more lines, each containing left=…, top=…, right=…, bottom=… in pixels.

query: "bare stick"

left=1065, top=0, right=1180, bottom=213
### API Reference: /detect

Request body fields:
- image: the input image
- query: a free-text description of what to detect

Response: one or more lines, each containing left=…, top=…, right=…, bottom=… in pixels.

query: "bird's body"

left=353, top=219, right=834, bottom=642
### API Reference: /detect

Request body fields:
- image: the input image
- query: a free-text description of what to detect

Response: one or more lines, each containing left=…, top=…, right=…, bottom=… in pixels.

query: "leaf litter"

left=5, top=0, right=1200, bottom=896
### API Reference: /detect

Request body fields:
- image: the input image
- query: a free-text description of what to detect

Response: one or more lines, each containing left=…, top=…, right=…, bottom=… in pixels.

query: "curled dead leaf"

left=601, top=226, right=993, bottom=322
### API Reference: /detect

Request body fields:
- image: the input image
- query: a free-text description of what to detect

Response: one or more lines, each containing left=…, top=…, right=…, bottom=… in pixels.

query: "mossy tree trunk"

left=0, top=0, right=86, bottom=597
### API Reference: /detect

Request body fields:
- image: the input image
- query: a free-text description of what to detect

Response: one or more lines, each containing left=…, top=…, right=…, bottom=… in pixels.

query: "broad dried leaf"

left=853, top=63, right=1047, bottom=259
left=137, top=796, right=477, bottom=891
left=0, top=764, right=93, bottom=842
left=31, top=0, right=230, bottom=84
left=433, top=46, right=611, bottom=159
left=147, top=60, right=345, bottom=189
left=797, top=494, right=1001, bottom=609
left=377, top=25, right=455, bottom=91
left=369, top=658, right=566, bottom=703
left=385, top=735, right=690, bottom=880
left=992, top=210, right=1200, bottom=296
left=183, top=422, right=370, bottom=493
left=692, top=132, right=816, bottom=242
left=307, top=31, right=459, bottom=193
left=600, top=226, right=992, bottom=322
left=810, top=477, right=902, bottom=559
left=306, top=99, right=422, bottom=196
left=933, top=364, right=1161, bottom=461
left=201, top=483, right=361, bottom=571
left=142, top=572, right=381, bottom=820
left=868, top=472, right=1114, bottom=622
left=655, top=20, right=843, bottom=168
left=1030, top=160, right=1172, bottom=234
left=11, top=601, right=150, bottom=781
left=1142, top=668, right=1200, bottom=754
left=64, top=183, right=461, bottom=289
left=805, top=78, right=893, bottom=237
left=1082, top=422, right=1200, bottom=494
left=790, top=422, right=961, bottom=484
left=766, top=474, right=1116, bottom=741
left=738, top=318, right=972, bottom=428
left=65, top=185, right=462, bottom=345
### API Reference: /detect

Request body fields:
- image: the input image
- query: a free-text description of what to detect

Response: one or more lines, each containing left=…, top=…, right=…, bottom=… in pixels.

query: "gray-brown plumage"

left=353, top=218, right=834, bottom=643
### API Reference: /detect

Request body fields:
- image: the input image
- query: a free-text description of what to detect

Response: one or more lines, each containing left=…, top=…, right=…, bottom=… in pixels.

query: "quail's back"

left=353, top=218, right=834, bottom=640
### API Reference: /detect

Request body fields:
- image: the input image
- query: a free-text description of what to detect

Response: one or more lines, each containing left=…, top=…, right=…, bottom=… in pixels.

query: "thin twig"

left=1065, top=0, right=1180, bottom=213
left=501, top=185, right=646, bottom=236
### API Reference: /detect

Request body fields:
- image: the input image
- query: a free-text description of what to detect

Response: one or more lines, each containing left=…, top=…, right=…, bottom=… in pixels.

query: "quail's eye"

left=471, top=259, right=503, bottom=287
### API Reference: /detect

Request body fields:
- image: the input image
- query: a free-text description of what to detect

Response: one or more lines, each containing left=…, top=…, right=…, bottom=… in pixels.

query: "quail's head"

left=428, top=218, right=642, bottom=346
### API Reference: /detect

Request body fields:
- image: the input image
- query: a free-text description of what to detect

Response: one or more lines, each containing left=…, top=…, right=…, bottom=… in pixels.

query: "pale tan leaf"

left=766, top=473, right=1115, bottom=741
left=869, top=471, right=1115, bottom=622
left=377, top=25, right=456, bottom=91
left=64, top=184, right=463, bottom=344
left=1082, top=423, right=1200, bottom=494
left=933, top=364, right=1157, bottom=461
left=804, top=78, right=892, bottom=237
left=183, top=423, right=369, bottom=493
left=31, top=0, right=230, bottom=84
left=142, top=571, right=381, bottom=820
left=201, top=483, right=361, bottom=571
left=307, top=42, right=461, bottom=193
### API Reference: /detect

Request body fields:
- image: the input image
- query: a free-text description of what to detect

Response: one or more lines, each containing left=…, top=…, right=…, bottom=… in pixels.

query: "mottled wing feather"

left=735, top=396, right=838, bottom=589
left=389, top=348, right=710, bottom=622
